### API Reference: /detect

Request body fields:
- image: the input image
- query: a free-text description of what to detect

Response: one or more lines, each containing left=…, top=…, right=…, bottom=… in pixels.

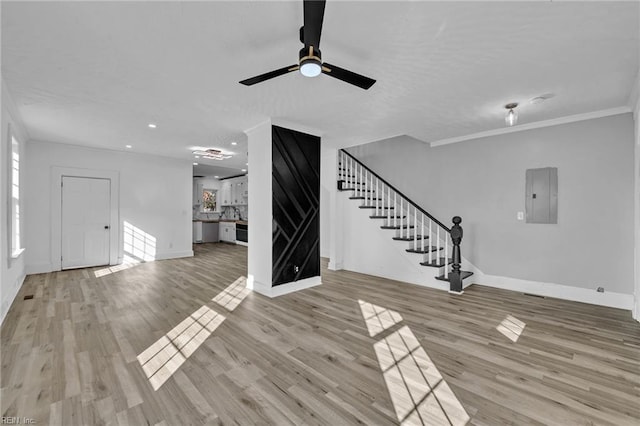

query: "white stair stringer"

left=341, top=192, right=481, bottom=292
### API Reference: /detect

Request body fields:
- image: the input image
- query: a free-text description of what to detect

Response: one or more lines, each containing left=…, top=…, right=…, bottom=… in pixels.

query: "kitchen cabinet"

left=219, top=222, right=236, bottom=243
left=220, top=181, right=231, bottom=206
left=192, top=221, right=202, bottom=243
left=220, top=176, right=248, bottom=206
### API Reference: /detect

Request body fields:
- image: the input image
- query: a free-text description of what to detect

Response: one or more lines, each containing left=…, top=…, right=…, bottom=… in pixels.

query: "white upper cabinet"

left=220, top=176, right=248, bottom=206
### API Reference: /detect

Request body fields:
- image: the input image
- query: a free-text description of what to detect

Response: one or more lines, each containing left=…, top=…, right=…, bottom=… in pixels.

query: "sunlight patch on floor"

left=496, top=315, right=526, bottom=342
left=138, top=305, right=225, bottom=390
left=137, top=277, right=250, bottom=391
left=360, top=300, right=469, bottom=425
left=212, top=276, right=250, bottom=311
left=94, top=254, right=141, bottom=278
left=358, top=299, right=403, bottom=337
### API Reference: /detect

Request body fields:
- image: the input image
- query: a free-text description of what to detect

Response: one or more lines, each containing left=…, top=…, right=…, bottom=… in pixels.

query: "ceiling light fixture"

left=504, top=103, right=518, bottom=127
left=191, top=149, right=232, bottom=160
left=125, top=145, right=132, bottom=149
left=299, top=47, right=322, bottom=77
left=231, top=142, right=238, bottom=146
left=214, top=176, right=219, bottom=178
left=193, top=162, right=198, bottom=165
left=241, top=169, right=247, bottom=172
left=148, top=123, right=157, bottom=129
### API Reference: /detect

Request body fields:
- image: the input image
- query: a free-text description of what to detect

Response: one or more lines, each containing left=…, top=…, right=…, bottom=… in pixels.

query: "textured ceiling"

left=2, top=1, right=638, bottom=177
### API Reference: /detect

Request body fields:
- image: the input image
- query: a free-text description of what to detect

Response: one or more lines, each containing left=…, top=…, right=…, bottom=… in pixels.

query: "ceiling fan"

left=239, top=0, right=376, bottom=90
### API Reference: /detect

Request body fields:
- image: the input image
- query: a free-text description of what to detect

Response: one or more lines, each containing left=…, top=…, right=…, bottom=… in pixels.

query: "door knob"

left=104, top=225, right=110, bottom=229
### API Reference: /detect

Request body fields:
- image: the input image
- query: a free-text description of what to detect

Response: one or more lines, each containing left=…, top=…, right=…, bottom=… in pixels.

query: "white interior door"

left=62, top=176, right=111, bottom=269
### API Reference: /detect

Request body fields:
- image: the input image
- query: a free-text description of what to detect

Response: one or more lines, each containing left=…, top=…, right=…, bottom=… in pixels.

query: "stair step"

left=370, top=215, right=405, bottom=219
left=381, top=225, right=416, bottom=230
left=435, top=271, right=474, bottom=282
left=392, top=235, right=429, bottom=241
left=359, top=205, right=395, bottom=210
left=406, top=246, right=442, bottom=254
left=350, top=196, right=382, bottom=200
left=342, top=188, right=375, bottom=193
left=420, top=257, right=452, bottom=267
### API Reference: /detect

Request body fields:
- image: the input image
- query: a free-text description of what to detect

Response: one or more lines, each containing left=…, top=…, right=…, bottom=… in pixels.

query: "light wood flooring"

left=1, top=243, right=639, bottom=425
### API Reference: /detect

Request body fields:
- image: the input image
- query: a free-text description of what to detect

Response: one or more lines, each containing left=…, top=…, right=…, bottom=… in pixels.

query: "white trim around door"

left=51, top=166, right=120, bottom=271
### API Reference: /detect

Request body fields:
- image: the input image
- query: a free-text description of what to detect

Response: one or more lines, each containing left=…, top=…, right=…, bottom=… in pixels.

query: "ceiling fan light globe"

left=300, top=61, right=322, bottom=77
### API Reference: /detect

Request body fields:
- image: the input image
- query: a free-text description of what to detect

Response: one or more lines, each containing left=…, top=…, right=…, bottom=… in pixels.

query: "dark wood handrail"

left=340, top=149, right=451, bottom=233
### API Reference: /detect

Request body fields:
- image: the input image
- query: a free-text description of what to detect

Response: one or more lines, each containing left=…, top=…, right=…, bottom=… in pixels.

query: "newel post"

left=449, top=216, right=463, bottom=294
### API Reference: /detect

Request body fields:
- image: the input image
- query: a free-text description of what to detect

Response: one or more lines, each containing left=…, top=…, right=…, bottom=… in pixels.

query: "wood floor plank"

left=1, top=242, right=639, bottom=425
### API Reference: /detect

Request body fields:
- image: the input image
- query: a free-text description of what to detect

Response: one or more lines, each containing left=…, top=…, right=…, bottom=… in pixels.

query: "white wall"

left=1, top=80, right=28, bottom=325
left=320, top=144, right=334, bottom=258
left=246, top=120, right=272, bottom=295
left=342, top=114, right=635, bottom=305
left=24, top=140, right=193, bottom=273
left=633, top=86, right=640, bottom=320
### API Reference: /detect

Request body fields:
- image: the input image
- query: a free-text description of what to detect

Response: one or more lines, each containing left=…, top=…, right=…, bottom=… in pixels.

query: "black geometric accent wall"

left=272, top=125, right=320, bottom=287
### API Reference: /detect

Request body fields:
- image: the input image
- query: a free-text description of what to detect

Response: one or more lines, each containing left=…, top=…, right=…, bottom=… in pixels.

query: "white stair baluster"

left=394, top=193, right=397, bottom=228
left=387, top=186, right=391, bottom=225
left=421, top=213, right=425, bottom=252
left=375, top=178, right=379, bottom=215
left=435, top=225, right=439, bottom=266
left=368, top=171, right=371, bottom=205
left=445, top=233, right=449, bottom=279
left=414, top=206, right=417, bottom=250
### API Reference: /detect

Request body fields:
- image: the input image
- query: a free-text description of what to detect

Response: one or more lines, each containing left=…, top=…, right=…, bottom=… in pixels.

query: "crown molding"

left=430, top=106, right=632, bottom=148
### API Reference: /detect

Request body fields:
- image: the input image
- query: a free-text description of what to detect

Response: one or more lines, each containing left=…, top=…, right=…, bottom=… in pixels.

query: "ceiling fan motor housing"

left=299, top=46, right=322, bottom=66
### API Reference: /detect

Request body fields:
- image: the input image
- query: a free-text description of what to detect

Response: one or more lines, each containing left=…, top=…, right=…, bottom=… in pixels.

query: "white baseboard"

left=0, top=272, right=26, bottom=327
left=473, top=274, right=634, bottom=310
left=155, top=250, right=194, bottom=261
left=250, top=276, right=322, bottom=298
left=26, top=263, right=54, bottom=275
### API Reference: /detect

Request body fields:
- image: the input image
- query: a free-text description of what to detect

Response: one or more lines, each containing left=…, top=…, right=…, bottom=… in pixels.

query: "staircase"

left=337, top=149, right=473, bottom=293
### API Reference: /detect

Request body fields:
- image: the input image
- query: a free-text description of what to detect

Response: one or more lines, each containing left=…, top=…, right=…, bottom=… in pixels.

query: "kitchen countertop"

left=192, top=219, right=248, bottom=224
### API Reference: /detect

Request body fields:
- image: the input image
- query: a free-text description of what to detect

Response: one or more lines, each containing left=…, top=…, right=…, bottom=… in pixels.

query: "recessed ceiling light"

left=148, top=123, right=157, bottom=129
left=125, top=145, right=132, bottom=149
left=193, top=162, right=199, bottom=165
left=214, top=175, right=219, bottom=178
left=241, top=169, right=247, bottom=172
left=231, top=142, right=238, bottom=146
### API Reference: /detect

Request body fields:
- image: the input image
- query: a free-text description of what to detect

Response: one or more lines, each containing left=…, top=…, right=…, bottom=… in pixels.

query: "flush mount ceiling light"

left=125, top=145, right=132, bottom=149
left=148, top=123, right=157, bottom=129
left=191, top=149, right=232, bottom=160
left=504, top=103, right=518, bottom=127
left=193, top=162, right=199, bottom=165
left=530, top=93, right=555, bottom=105
left=231, top=142, right=238, bottom=146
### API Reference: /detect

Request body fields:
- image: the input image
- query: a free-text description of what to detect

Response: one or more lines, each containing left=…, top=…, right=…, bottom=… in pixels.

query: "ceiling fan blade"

left=322, top=63, right=376, bottom=90
left=239, top=65, right=299, bottom=86
left=303, top=0, right=326, bottom=48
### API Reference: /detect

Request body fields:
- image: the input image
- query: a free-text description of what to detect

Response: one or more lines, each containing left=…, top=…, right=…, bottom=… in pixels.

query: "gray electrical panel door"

left=525, top=167, right=558, bottom=224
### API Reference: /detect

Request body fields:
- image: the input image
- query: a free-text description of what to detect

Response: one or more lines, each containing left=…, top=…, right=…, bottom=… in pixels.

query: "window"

left=9, top=128, right=22, bottom=257
left=202, top=188, right=216, bottom=212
